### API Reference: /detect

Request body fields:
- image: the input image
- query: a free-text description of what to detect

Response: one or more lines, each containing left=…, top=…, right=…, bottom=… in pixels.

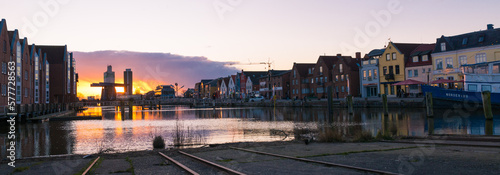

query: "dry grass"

left=353, top=130, right=374, bottom=142
left=317, top=128, right=344, bottom=142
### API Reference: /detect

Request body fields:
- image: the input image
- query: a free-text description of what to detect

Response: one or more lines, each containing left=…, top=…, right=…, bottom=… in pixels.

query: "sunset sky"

left=2, top=0, right=499, bottom=98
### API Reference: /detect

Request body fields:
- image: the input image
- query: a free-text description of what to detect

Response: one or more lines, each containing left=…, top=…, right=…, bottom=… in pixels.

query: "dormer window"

left=412, top=56, right=418, bottom=62
left=440, top=43, right=446, bottom=51
left=478, top=36, right=484, bottom=43
left=462, top=38, right=468, bottom=45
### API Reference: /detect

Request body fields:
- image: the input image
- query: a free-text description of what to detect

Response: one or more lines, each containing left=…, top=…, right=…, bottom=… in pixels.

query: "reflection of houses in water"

left=0, top=122, right=75, bottom=158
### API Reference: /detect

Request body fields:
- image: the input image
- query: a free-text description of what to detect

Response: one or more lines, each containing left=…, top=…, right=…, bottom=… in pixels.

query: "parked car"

left=249, top=96, right=264, bottom=102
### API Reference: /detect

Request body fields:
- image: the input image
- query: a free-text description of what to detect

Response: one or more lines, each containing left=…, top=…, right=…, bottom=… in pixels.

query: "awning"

left=430, top=79, right=458, bottom=84
left=392, top=79, right=426, bottom=86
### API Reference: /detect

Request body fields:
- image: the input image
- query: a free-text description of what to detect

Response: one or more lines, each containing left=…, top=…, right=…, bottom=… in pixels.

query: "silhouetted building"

left=124, top=69, right=133, bottom=95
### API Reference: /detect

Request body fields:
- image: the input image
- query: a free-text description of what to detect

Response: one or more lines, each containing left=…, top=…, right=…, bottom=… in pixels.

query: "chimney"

left=336, top=53, right=342, bottom=57
left=487, top=24, right=494, bottom=30
left=355, top=52, right=361, bottom=59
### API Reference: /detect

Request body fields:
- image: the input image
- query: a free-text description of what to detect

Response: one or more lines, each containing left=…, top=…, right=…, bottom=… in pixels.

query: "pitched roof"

left=293, top=63, right=315, bottom=77
left=392, top=43, right=422, bottom=56
left=367, top=48, right=386, bottom=58
left=242, top=71, right=268, bottom=85
left=37, top=45, right=67, bottom=64
left=334, top=55, right=360, bottom=71
left=406, top=44, right=435, bottom=67
left=434, top=26, right=500, bottom=53
left=200, top=79, right=213, bottom=84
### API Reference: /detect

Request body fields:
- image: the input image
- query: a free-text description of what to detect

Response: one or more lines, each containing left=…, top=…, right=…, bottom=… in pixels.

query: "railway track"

left=229, top=147, right=400, bottom=175
left=158, top=151, right=246, bottom=175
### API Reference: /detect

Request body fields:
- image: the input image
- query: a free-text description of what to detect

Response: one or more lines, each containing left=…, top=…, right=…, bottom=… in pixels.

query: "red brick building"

left=38, top=45, right=77, bottom=103
left=331, top=53, right=361, bottom=98
left=0, top=19, right=10, bottom=106
left=290, top=63, right=315, bottom=99
left=258, top=70, right=291, bottom=99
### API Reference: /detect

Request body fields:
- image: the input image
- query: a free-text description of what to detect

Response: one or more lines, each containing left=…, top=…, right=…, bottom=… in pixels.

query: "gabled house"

left=379, top=42, right=422, bottom=97
left=258, top=70, right=290, bottom=99
left=37, top=45, right=77, bottom=103
left=240, top=71, right=268, bottom=97
left=229, top=75, right=236, bottom=98
left=405, top=44, right=435, bottom=85
left=432, top=24, right=500, bottom=90
left=331, top=54, right=361, bottom=98
left=361, top=49, right=384, bottom=98
left=0, top=19, right=11, bottom=105
left=290, top=63, right=315, bottom=99
left=219, top=77, right=229, bottom=98
left=310, top=55, right=337, bottom=99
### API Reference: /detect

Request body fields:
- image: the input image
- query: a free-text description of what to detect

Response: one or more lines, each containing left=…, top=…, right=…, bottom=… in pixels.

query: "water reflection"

left=0, top=106, right=498, bottom=158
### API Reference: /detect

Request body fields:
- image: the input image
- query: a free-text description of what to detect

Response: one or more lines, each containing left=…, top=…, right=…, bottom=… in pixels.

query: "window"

left=462, top=38, right=468, bottom=45
left=308, top=68, right=312, bottom=74
left=384, top=84, right=388, bottom=94
left=389, top=66, right=393, bottom=74
left=316, top=77, right=318, bottom=83
left=1, top=84, right=5, bottom=96
left=363, top=70, right=367, bottom=80
left=446, top=57, right=453, bottom=68
left=1, top=62, right=6, bottom=74
left=311, top=78, right=314, bottom=84
left=336, top=86, right=339, bottom=92
left=383, top=66, right=387, bottom=75
left=341, top=86, right=344, bottom=92
left=346, top=74, right=349, bottom=81
left=481, top=85, right=492, bottom=92
left=3, top=40, right=6, bottom=53
left=478, top=36, right=484, bottom=43
left=422, top=68, right=425, bottom=73
left=368, top=70, right=372, bottom=79
left=25, top=88, right=28, bottom=97
left=459, top=55, right=467, bottom=66
left=392, top=53, right=397, bottom=60
left=325, top=76, right=328, bottom=82
left=408, top=70, right=413, bottom=78
left=468, top=84, right=477, bottom=92
left=475, top=53, right=486, bottom=63
left=436, top=59, right=443, bottom=70
left=493, top=64, right=499, bottom=74
left=395, top=65, right=400, bottom=74
left=335, top=75, right=338, bottom=81
left=374, top=69, right=378, bottom=79
left=390, top=86, right=394, bottom=95
left=293, top=70, right=296, bottom=78
left=319, top=66, right=323, bottom=75
left=339, top=64, right=343, bottom=73
left=422, top=55, right=428, bottom=61
left=412, top=56, right=418, bottom=62
left=414, top=69, right=418, bottom=77
left=25, top=70, right=28, bottom=80
left=386, top=54, right=390, bottom=61
left=441, top=43, right=446, bottom=51
left=341, top=75, right=344, bottom=81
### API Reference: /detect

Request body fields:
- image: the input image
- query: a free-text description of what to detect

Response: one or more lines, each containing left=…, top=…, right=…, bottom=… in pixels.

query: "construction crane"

left=226, top=58, right=273, bottom=71
left=226, top=58, right=274, bottom=99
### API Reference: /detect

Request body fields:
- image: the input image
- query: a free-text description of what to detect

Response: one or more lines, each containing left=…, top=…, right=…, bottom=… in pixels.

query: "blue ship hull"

left=421, top=86, right=500, bottom=107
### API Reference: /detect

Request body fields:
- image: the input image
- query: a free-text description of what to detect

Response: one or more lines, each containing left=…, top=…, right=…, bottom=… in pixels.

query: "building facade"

left=379, top=42, right=421, bottom=97
left=331, top=54, right=361, bottom=98
left=432, top=24, right=500, bottom=90
left=290, top=63, right=315, bottom=99
left=361, top=49, right=384, bottom=98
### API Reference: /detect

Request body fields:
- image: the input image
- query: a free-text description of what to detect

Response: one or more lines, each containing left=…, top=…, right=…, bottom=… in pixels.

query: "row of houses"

left=194, top=24, right=500, bottom=99
left=0, top=19, right=78, bottom=106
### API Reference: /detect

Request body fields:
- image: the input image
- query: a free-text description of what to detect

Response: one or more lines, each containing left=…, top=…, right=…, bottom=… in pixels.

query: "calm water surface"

left=1, top=105, right=498, bottom=158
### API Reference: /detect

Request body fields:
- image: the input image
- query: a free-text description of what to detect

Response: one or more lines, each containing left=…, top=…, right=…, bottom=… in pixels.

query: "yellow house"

left=431, top=24, right=500, bottom=89
left=379, top=42, right=421, bottom=97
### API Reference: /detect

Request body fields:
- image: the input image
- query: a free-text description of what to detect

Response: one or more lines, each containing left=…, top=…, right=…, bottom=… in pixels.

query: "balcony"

left=385, top=73, right=394, bottom=80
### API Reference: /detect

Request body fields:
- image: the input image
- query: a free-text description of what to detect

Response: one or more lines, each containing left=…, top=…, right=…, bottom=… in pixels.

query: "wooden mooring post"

left=327, top=86, right=333, bottom=117
left=347, top=95, right=353, bottom=115
left=382, top=94, right=388, bottom=116
left=481, top=91, right=493, bottom=120
left=425, top=92, right=433, bottom=117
